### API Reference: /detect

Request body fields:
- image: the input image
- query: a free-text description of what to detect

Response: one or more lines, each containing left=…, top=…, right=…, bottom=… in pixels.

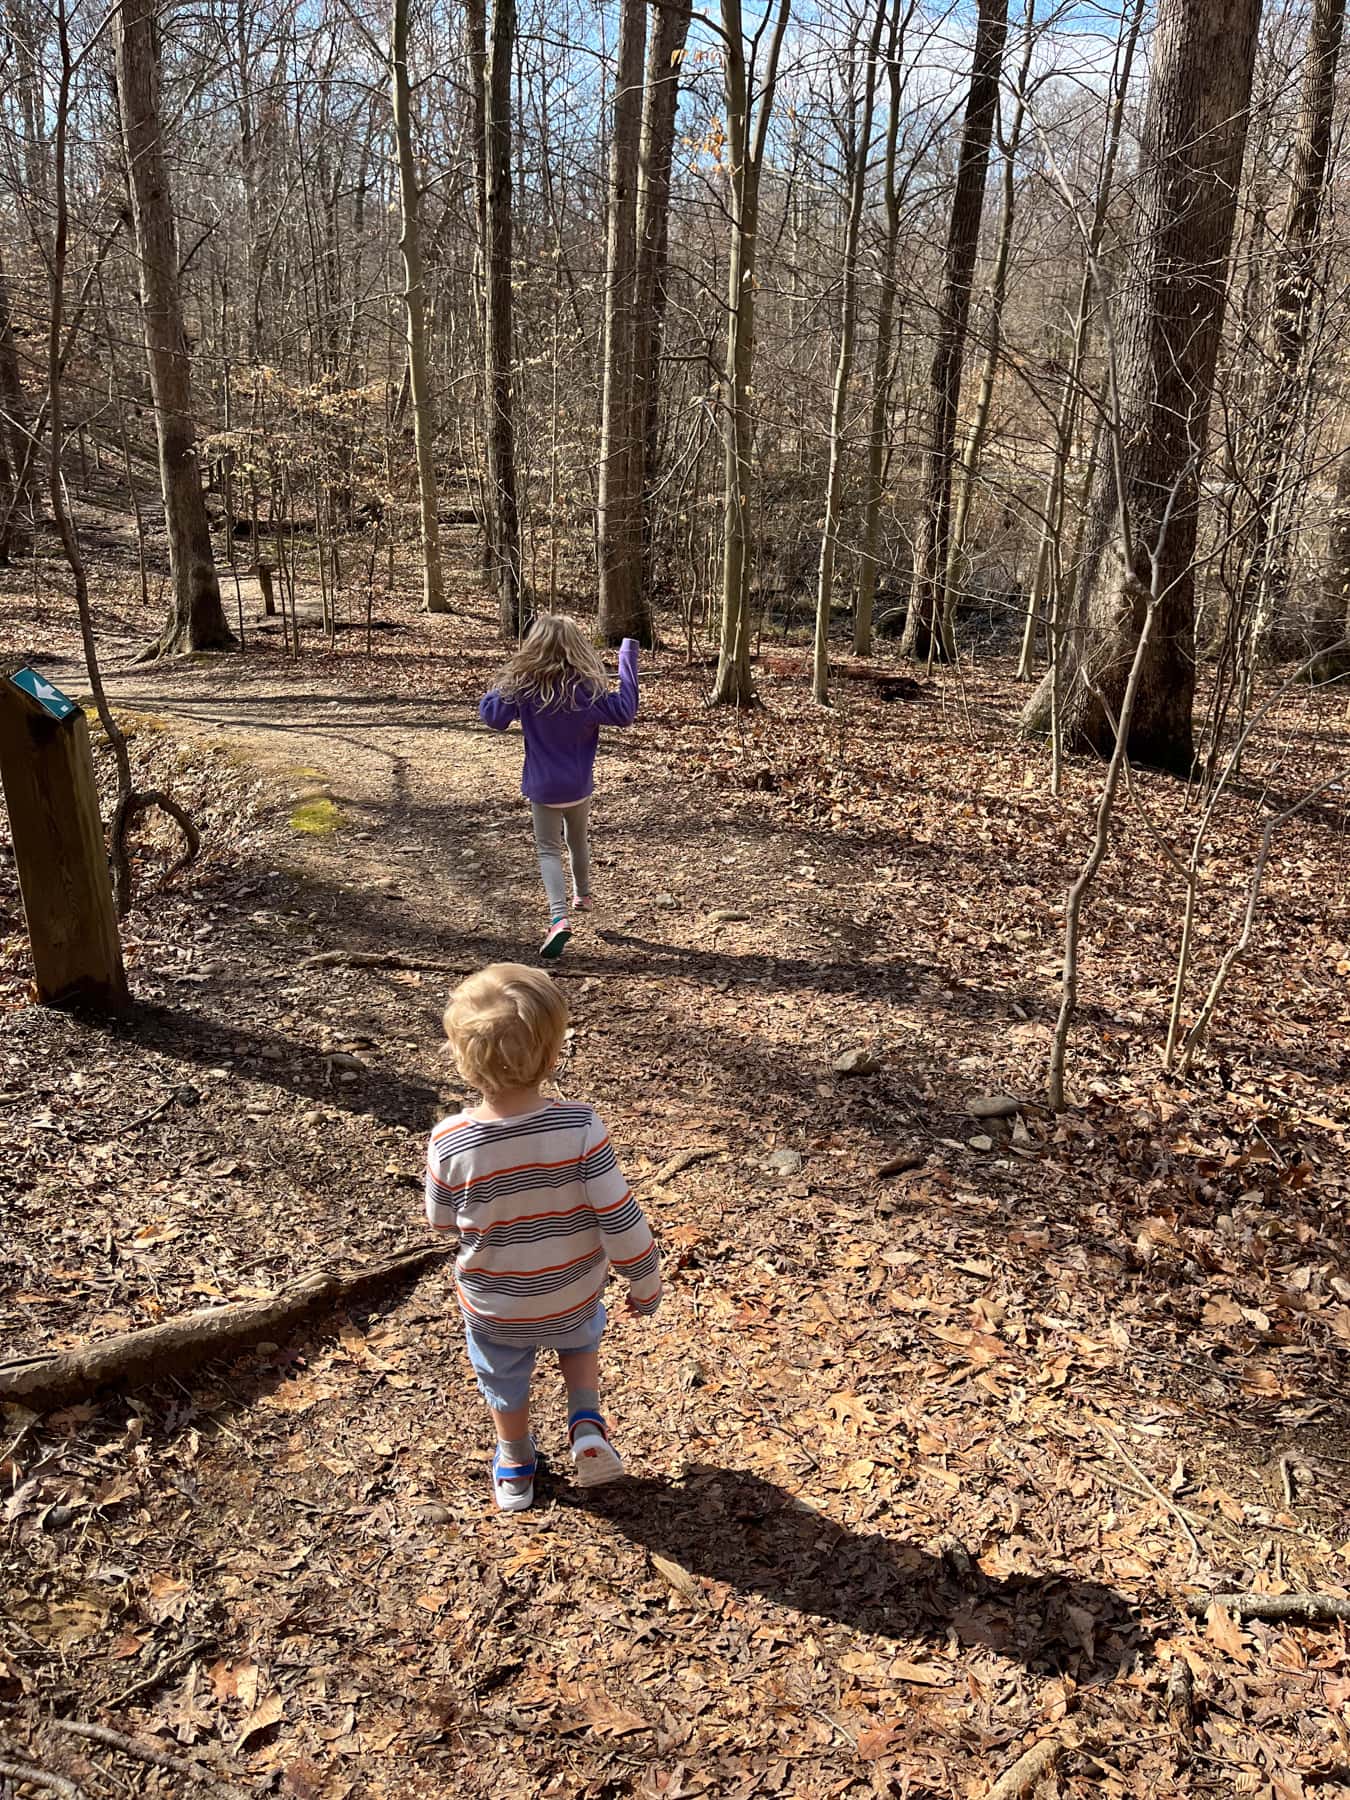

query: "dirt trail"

left=97, top=653, right=521, bottom=931
left=6, top=606, right=1349, bottom=1799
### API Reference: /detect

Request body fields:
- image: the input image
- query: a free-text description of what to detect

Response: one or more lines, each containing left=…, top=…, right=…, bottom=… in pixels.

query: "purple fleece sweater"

left=479, top=639, right=639, bottom=804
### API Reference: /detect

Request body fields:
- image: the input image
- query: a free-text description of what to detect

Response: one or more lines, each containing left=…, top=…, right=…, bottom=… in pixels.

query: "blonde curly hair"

left=493, top=614, right=609, bottom=710
left=443, top=963, right=568, bottom=1094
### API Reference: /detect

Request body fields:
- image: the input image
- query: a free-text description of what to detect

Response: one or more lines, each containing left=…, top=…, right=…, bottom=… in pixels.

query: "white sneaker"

left=570, top=1425, right=624, bottom=1489
left=492, top=1441, right=536, bottom=1512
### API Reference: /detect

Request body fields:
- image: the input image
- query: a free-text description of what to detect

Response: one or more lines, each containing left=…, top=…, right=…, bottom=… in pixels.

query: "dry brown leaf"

left=650, top=1552, right=701, bottom=1605
left=856, top=1721, right=900, bottom=1759
left=889, top=1660, right=951, bottom=1687
left=581, top=1695, right=651, bottom=1737
left=1204, top=1602, right=1249, bottom=1659
left=236, top=1690, right=285, bottom=1750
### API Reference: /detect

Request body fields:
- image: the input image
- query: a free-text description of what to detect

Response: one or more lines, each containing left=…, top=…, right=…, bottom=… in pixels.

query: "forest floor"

left=3, top=518, right=1350, bottom=1800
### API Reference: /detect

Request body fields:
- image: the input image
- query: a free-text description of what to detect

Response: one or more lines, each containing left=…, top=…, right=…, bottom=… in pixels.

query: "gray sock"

left=567, top=1387, right=605, bottom=1443
left=497, top=1434, right=534, bottom=1474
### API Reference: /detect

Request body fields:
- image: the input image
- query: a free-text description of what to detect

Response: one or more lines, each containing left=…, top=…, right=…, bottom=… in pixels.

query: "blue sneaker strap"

left=493, top=1451, right=537, bottom=1480
left=567, top=1409, right=606, bottom=1441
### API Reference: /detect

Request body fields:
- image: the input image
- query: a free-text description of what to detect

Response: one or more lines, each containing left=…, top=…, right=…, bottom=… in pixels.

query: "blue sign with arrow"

left=9, top=667, right=79, bottom=722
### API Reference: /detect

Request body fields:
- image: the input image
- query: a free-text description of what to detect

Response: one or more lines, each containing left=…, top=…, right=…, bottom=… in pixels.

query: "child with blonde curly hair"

left=480, top=615, right=639, bottom=959
left=426, top=963, right=661, bottom=1511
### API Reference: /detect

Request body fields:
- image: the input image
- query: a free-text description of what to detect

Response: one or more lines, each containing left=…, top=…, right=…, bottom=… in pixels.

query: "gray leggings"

left=530, top=800, right=591, bottom=918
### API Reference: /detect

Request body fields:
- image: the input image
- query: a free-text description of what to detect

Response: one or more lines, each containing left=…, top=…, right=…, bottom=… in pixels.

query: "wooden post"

left=0, top=666, right=128, bottom=1009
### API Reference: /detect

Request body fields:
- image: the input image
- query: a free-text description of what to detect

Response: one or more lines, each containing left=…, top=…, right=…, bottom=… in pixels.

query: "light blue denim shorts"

left=464, top=1304, right=607, bottom=1413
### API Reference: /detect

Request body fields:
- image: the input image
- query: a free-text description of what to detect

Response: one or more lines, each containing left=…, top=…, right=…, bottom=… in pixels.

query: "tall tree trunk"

left=1020, top=0, right=1262, bottom=772
left=0, top=254, right=34, bottom=563
left=710, top=0, right=793, bottom=706
left=463, top=0, right=495, bottom=582
left=634, top=0, right=693, bottom=605
left=1017, top=0, right=1144, bottom=681
left=485, top=0, right=522, bottom=634
left=900, top=0, right=1007, bottom=665
left=1241, top=0, right=1345, bottom=648
left=597, top=0, right=649, bottom=644
left=812, top=0, right=886, bottom=702
left=390, top=0, right=447, bottom=614
left=234, top=0, right=265, bottom=364
left=942, top=0, right=1035, bottom=639
left=115, top=0, right=233, bottom=658
left=854, top=5, right=909, bottom=655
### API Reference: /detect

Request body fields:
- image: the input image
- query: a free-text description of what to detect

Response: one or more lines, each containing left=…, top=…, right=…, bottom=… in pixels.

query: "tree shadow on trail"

left=88, top=1000, right=441, bottom=1131
left=571, top=1463, right=1151, bottom=1683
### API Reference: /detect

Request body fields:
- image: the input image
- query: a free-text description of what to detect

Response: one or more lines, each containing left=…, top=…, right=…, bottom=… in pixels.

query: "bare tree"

left=1017, top=0, right=1145, bottom=681
left=941, top=0, right=1036, bottom=639
left=0, top=251, right=34, bottom=562
left=854, top=0, right=916, bottom=655
left=634, top=0, right=693, bottom=600
left=391, top=0, right=447, bottom=614
left=1241, top=0, right=1346, bottom=650
left=115, top=0, right=233, bottom=658
left=710, top=0, right=793, bottom=707
left=597, top=0, right=649, bottom=644
left=1311, top=447, right=1350, bottom=676
left=900, top=0, right=1008, bottom=666
left=812, top=0, right=886, bottom=702
left=1021, top=0, right=1263, bottom=771
left=484, top=0, right=522, bottom=633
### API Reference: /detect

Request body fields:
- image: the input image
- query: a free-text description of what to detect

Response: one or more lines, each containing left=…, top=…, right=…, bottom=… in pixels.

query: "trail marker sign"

left=0, top=664, right=128, bottom=1009
left=10, top=667, right=79, bottom=721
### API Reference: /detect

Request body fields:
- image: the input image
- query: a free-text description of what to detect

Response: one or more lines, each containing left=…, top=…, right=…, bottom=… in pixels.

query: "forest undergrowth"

left=2, top=544, right=1349, bottom=1800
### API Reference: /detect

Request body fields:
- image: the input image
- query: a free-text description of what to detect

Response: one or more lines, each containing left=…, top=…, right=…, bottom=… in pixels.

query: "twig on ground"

left=115, top=1092, right=176, bottom=1136
left=1186, top=1591, right=1350, bottom=1623
left=0, top=1419, right=35, bottom=1471
left=1095, top=1421, right=1203, bottom=1559
left=647, top=1147, right=720, bottom=1186
left=0, top=1751, right=88, bottom=1800
left=51, top=1721, right=252, bottom=1799
left=299, top=950, right=470, bottom=972
left=982, top=1737, right=1060, bottom=1799
left=108, top=1634, right=217, bottom=1709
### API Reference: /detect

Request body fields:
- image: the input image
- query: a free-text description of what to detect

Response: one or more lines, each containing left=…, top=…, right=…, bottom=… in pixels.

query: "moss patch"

left=90, top=708, right=167, bottom=746
left=289, top=797, right=342, bottom=836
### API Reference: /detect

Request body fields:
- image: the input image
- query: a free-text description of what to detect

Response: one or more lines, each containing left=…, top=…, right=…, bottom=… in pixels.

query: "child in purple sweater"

left=480, top=616, right=639, bottom=959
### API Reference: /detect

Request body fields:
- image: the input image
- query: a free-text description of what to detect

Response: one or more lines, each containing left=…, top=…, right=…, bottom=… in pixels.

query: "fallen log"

left=0, top=1245, right=453, bottom=1412
left=1186, top=1591, right=1350, bottom=1624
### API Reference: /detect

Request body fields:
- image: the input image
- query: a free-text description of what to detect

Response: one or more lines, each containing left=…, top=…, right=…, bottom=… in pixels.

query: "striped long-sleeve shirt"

left=424, top=1100, right=661, bottom=1345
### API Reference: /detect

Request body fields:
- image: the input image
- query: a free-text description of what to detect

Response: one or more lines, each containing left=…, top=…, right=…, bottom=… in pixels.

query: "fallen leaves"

left=2, top=615, right=1348, bottom=1800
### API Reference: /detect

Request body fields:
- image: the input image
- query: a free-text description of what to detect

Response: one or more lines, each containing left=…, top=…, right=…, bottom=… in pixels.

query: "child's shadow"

left=569, top=1462, right=1149, bottom=1681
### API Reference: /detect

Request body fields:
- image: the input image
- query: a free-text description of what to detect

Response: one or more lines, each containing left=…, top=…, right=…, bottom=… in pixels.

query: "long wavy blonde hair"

left=494, top=614, right=609, bottom=710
